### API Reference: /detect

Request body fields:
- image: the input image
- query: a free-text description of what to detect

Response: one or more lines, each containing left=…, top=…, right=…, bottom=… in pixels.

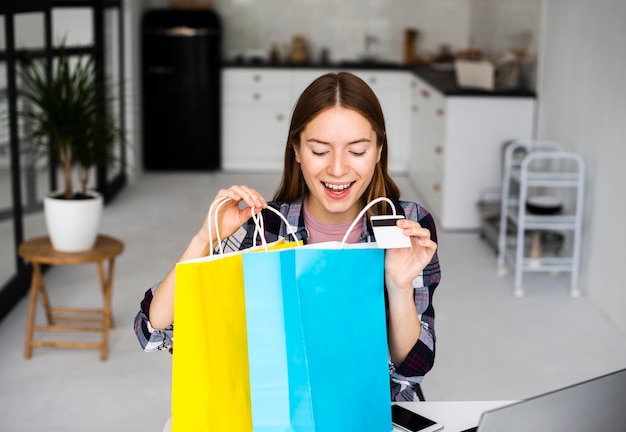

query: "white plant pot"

left=44, top=191, right=104, bottom=253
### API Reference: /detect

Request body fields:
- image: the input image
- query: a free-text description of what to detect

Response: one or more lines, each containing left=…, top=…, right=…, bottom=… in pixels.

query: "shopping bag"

left=242, top=198, right=397, bottom=431
left=172, top=250, right=249, bottom=431
left=243, top=242, right=392, bottom=432
left=171, top=199, right=299, bottom=432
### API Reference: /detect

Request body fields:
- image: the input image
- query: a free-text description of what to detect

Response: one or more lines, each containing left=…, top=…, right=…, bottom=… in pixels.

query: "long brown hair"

left=273, top=72, right=400, bottom=214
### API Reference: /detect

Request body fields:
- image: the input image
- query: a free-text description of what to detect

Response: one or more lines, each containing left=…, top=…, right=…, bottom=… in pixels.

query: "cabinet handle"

left=412, top=105, right=418, bottom=113
left=436, top=108, right=444, bottom=117
left=253, top=92, right=261, bottom=101
left=434, top=146, right=442, bottom=155
left=253, top=74, right=262, bottom=82
left=369, top=76, right=377, bottom=85
left=276, top=113, right=284, bottom=122
left=411, top=80, right=418, bottom=88
left=433, top=183, right=441, bottom=192
left=421, top=89, right=430, bottom=98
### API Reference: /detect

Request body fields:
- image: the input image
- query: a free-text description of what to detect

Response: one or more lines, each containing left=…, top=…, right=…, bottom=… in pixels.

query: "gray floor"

left=2, top=171, right=626, bottom=432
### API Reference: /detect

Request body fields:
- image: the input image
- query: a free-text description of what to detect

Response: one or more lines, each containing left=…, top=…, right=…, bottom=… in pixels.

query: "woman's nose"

left=328, top=153, right=349, bottom=176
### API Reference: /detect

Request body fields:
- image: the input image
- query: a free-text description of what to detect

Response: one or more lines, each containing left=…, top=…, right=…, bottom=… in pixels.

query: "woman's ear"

left=293, top=144, right=302, bottom=163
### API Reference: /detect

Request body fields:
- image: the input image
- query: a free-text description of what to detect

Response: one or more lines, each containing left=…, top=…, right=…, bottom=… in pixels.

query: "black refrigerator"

left=142, top=8, right=221, bottom=170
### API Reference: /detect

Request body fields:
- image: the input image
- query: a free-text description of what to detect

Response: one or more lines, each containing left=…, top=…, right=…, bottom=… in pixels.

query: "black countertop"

left=222, top=60, right=536, bottom=98
left=410, top=66, right=535, bottom=97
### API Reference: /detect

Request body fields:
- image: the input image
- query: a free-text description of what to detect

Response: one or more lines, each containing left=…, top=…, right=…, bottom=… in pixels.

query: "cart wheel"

left=514, top=287, right=524, bottom=298
left=497, top=267, right=508, bottom=277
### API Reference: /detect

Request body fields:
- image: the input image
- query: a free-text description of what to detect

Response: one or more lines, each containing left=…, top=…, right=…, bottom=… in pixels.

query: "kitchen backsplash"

left=146, top=0, right=540, bottom=68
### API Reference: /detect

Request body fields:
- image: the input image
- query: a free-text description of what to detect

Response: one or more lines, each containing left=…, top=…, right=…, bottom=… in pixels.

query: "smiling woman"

left=276, top=72, right=397, bottom=216
left=134, top=71, right=441, bottom=403
left=294, top=106, right=382, bottom=225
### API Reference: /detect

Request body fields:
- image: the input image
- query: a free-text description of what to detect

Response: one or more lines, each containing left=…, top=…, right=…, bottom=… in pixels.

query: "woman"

left=134, top=72, right=440, bottom=401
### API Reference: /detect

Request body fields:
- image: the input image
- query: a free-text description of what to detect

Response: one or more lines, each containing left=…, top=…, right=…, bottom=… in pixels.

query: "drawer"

left=223, top=69, right=292, bottom=88
left=225, top=87, right=291, bottom=106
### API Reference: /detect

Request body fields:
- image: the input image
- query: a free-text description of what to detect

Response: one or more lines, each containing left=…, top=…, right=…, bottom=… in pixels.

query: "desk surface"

left=162, top=401, right=514, bottom=432
left=393, top=401, right=515, bottom=432
left=19, top=235, right=124, bottom=265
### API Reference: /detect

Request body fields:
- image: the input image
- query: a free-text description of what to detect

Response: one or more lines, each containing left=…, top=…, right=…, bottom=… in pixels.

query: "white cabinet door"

left=222, top=69, right=292, bottom=171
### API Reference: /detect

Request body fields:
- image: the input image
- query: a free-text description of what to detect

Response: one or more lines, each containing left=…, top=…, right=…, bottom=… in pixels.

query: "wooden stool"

left=19, top=235, right=124, bottom=361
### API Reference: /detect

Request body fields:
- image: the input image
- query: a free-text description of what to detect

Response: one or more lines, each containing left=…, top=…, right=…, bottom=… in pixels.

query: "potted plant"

left=19, top=43, right=122, bottom=252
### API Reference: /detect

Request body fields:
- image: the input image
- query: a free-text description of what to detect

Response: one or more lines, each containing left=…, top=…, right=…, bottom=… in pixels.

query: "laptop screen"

left=476, top=368, right=626, bottom=432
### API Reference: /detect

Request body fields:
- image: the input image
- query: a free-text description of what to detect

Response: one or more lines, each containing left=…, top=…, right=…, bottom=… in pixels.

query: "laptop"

left=462, top=368, right=626, bottom=432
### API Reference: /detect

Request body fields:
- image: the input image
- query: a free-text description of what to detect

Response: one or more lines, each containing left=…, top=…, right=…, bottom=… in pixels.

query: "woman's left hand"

left=384, top=219, right=438, bottom=292
left=384, top=218, right=437, bottom=364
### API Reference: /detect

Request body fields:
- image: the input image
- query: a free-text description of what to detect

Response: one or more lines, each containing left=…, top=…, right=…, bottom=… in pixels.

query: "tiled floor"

left=1, top=171, right=625, bottom=431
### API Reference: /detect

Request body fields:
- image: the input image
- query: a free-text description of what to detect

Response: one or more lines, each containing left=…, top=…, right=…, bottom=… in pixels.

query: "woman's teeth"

left=324, top=183, right=351, bottom=191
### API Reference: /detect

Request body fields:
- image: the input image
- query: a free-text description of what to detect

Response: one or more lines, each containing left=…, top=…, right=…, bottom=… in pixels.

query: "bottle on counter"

left=319, top=47, right=330, bottom=64
left=288, top=35, right=309, bottom=64
left=404, top=28, right=418, bottom=65
left=269, top=43, right=281, bottom=63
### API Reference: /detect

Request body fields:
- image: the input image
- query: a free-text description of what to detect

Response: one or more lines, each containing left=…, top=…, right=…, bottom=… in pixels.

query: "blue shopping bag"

left=243, top=242, right=392, bottom=432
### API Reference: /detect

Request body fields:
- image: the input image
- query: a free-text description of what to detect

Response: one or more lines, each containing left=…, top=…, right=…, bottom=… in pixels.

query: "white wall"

left=468, top=0, right=542, bottom=89
left=536, top=0, right=626, bottom=332
left=145, top=0, right=471, bottom=63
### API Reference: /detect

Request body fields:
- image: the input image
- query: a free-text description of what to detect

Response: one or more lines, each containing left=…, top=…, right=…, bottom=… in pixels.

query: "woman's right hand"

left=197, top=185, right=268, bottom=249
left=149, top=186, right=267, bottom=330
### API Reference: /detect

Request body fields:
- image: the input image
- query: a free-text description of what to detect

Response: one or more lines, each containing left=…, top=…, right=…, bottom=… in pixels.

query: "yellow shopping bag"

left=173, top=251, right=248, bottom=431
left=172, top=238, right=299, bottom=432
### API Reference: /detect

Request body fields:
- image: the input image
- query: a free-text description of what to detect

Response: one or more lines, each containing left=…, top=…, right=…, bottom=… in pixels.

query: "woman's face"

left=294, top=106, right=381, bottom=225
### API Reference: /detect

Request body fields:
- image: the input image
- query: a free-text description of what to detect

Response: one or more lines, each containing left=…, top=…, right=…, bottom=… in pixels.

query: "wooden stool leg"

left=24, top=263, right=42, bottom=359
left=97, top=259, right=116, bottom=329
left=38, top=269, right=55, bottom=325
left=97, top=258, right=117, bottom=361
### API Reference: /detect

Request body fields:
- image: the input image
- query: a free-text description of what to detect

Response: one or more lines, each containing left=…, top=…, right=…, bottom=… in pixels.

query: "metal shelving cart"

left=496, top=140, right=585, bottom=297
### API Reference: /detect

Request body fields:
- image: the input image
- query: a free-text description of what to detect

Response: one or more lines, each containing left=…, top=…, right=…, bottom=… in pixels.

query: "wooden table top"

left=18, top=235, right=124, bottom=265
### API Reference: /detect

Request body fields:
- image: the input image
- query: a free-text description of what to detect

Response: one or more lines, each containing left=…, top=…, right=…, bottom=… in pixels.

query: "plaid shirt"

left=134, top=198, right=440, bottom=402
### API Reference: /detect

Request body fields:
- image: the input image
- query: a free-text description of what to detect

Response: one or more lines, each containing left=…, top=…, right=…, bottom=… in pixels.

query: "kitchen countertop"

left=411, top=65, right=535, bottom=97
left=222, top=60, right=536, bottom=98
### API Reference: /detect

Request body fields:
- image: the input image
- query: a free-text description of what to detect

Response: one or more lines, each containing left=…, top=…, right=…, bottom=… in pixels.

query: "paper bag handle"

left=340, top=197, right=396, bottom=248
left=251, top=205, right=300, bottom=250
left=206, top=197, right=300, bottom=255
left=209, top=196, right=395, bottom=252
left=207, top=196, right=230, bottom=256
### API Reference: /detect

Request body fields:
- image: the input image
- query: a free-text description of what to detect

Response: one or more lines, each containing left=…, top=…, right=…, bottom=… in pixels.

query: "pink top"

left=303, top=199, right=363, bottom=244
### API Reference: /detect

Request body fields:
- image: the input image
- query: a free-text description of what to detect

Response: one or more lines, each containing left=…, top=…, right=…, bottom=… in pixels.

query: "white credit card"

left=370, top=215, right=412, bottom=249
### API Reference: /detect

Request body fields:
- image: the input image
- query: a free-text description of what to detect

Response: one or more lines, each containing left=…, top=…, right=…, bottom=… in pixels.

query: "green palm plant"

left=18, top=43, right=121, bottom=199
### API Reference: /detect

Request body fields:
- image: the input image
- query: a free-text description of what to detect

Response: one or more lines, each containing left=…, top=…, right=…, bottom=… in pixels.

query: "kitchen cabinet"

left=222, top=69, right=293, bottom=171
left=222, top=67, right=410, bottom=173
left=408, top=76, right=536, bottom=230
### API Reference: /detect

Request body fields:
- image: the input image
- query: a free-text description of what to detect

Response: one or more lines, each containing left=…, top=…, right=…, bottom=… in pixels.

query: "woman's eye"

left=350, top=151, right=366, bottom=157
left=312, top=150, right=328, bottom=156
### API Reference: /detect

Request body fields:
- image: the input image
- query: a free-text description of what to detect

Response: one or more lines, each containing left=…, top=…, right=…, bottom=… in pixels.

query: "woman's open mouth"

left=323, top=182, right=355, bottom=198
